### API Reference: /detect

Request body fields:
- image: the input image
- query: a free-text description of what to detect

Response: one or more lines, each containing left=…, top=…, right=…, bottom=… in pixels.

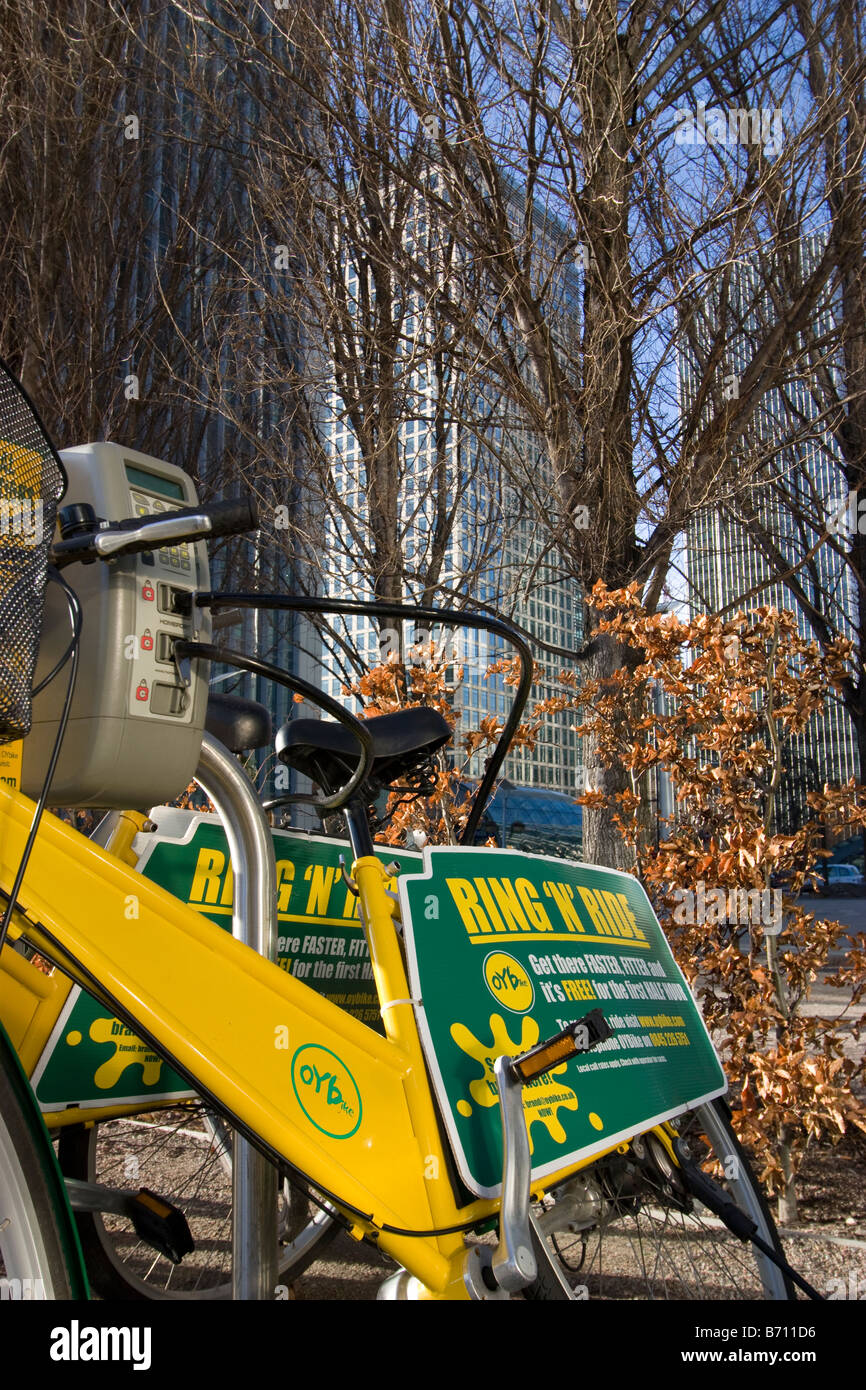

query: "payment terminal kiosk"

left=22, top=443, right=214, bottom=806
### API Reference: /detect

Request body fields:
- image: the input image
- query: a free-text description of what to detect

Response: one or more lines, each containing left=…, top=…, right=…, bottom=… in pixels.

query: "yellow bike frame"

left=1, top=780, right=628, bottom=1298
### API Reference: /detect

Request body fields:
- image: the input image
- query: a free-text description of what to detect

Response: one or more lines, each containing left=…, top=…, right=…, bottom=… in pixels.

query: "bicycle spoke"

left=529, top=1104, right=789, bottom=1301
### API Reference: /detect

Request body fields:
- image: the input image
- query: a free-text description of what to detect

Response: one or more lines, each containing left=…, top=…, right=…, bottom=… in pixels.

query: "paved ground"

left=292, top=1231, right=394, bottom=1300
left=806, top=892, right=866, bottom=945
left=791, top=896, right=865, bottom=1068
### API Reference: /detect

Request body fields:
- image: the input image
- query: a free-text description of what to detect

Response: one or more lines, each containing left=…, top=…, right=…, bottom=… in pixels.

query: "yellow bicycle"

left=0, top=359, right=799, bottom=1300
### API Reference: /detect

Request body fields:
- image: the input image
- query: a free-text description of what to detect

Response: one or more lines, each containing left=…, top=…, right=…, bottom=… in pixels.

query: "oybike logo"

left=482, top=950, right=534, bottom=1013
left=49, top=1320, right=151, bottom=1371
left=291, top=1043, right=363, bottom=1139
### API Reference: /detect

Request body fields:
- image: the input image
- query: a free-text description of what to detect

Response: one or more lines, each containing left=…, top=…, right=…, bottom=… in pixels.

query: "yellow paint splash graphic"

left=450, top=1014, right=580, bottom=1151
left=88, top=1018, right=164, bottom=1090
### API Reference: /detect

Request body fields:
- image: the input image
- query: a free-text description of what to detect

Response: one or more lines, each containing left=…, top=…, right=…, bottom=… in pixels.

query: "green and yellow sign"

left=399, top=846, right=726, bottom=1197
left=33, top=816, right=419, bottom=1112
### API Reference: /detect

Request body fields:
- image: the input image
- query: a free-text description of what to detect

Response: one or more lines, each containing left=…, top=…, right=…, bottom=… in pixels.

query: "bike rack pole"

left=194, top=732, right=279, bottom=1301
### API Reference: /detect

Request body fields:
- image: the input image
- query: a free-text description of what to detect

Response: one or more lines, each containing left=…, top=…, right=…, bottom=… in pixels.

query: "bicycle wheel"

left=527, top=1099, right=794, bottom=1300
left=57, top=1103, right=339, bottom=1299
left=0, top=1028, right=87, bottom=1299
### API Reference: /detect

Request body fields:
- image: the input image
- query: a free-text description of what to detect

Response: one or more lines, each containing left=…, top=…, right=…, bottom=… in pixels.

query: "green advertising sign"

left=32, top=992, right=183, bottom=1110
left=399, top=846, right=726, bottom=1197
left=33, top=815, right=420, bottom=1112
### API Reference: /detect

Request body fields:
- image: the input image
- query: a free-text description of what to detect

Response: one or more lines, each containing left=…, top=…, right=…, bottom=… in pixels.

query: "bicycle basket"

left=0, top=360, right=67, bottom=744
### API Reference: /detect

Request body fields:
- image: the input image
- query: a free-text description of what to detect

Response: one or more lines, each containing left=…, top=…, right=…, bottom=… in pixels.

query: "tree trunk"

left=776, top=1125, right=799, bottom=1226
left=580, top=626, right=634, bottom=869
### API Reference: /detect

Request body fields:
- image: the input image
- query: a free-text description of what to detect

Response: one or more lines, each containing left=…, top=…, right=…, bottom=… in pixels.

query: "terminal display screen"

left=125, top=463, right=185, bottom=500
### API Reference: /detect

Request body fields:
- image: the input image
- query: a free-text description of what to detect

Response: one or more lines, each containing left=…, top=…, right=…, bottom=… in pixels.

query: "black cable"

left=0, top=570, right=81, bottom=957
left=31, top=595, right=80, bottom=697
left=173, top=639, right=375, bottom=811
left=196, top=592, right=535, bottom=844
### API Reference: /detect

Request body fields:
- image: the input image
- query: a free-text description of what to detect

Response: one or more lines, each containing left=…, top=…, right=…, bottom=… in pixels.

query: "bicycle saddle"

left=275, top=706, right=452, bottom=796
left=205, top=692, right=273, bottom=754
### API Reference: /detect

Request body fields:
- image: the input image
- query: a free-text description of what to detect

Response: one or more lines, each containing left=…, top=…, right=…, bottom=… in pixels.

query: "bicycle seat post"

left=341, top=800, right=377, bottom=861
left=194, top=731, right=279, bottom=1300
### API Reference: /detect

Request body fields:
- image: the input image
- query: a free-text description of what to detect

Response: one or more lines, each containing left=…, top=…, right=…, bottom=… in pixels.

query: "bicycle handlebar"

left=51, top=496, right=259, bottom=567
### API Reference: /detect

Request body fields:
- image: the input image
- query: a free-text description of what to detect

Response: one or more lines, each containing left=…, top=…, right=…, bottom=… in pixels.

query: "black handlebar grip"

left=199, top=495, right=259, bottom=537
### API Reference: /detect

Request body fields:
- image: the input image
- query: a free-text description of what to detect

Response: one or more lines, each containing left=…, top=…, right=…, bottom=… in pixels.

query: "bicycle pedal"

left=125, top=1188, right=195, bottom=1264
left=511, top=1009, right=613, bottom=1085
